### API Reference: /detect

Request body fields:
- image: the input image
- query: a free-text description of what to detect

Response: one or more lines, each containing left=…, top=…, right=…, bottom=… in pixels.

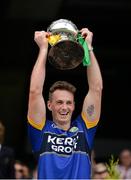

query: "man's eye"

left=57, top=101, right=62, bottom=104
left=67, top=101, right=72, bottom=105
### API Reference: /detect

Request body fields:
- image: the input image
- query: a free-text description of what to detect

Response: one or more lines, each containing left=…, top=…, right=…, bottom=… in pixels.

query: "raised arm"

left=27, top=31, right=49, bottom=130
left=81, top=28, right=103, bottom=128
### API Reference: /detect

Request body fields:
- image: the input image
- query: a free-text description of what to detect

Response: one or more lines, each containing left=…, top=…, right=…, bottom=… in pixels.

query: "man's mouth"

left=59, top=112, right=69, bottom=116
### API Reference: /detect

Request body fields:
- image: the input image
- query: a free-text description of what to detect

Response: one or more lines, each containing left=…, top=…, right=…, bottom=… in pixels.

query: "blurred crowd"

left=0, top=120, right=37, bottom=179
left=14, top=160, right=37, bottom=179
left=1, top=120, right=131, bottom=179
left=92, top=148, right=131, bottom=179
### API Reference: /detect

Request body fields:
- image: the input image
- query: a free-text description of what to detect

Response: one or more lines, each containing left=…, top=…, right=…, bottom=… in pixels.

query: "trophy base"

left=48, top=40, right=84, bottom=70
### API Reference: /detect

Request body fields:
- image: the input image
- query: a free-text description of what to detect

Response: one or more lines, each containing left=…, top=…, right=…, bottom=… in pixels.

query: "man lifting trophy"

left=27, top=19, right=103, bottom=179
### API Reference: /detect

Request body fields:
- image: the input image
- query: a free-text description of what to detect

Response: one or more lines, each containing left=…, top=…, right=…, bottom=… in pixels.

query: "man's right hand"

left=34, top=31, right=50, bottom=50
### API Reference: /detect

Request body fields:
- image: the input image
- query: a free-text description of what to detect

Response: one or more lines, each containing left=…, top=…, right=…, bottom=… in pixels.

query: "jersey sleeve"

left=81, top=112, right=99, bottom=129
left=28, top=120, right=50, bottom=152
left=74, top=115, right=98, bottom=150
left=27, top=117, right=45, bottom=130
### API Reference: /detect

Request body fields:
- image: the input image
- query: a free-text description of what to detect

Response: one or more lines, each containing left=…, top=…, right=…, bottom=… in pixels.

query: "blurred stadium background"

left=0, top=0, right=131, bottom=162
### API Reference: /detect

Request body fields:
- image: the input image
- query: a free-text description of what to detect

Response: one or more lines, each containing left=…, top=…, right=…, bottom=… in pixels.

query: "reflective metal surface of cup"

left=47, top=19, right=84, bottom=70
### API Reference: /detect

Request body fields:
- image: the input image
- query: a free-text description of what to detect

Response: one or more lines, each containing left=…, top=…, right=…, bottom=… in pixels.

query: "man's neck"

left=54, top=121, right=71, bottom=131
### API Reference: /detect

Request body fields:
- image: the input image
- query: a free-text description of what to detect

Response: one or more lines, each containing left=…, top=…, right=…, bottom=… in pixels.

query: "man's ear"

left=47, top=100, right=52, bottom=111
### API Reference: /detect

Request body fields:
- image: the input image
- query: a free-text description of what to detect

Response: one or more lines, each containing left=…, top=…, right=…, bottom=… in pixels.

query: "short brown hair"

left=49, top=81, right=76, bottom=100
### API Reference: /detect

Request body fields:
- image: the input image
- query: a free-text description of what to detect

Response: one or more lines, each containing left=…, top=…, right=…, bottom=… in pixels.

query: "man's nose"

left=61, top=103, right=68, bottom=109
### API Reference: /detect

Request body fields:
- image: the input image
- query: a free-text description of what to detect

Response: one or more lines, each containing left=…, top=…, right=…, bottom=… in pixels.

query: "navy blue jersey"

left=28, top=114, right=97, bottom=179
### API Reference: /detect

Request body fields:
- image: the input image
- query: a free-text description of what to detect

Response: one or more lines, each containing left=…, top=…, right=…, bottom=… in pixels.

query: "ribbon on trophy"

left=77, top=32, right=91, bottom=66
left=48, top=34, right=61, bottom=46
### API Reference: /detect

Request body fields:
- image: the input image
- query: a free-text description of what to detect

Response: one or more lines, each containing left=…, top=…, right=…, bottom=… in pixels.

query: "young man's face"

left=48, top=89, right=75, bottom=124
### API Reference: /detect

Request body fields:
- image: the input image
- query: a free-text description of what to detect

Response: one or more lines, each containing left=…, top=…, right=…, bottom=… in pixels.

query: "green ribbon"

left=77, top=32, right=91, bottom=66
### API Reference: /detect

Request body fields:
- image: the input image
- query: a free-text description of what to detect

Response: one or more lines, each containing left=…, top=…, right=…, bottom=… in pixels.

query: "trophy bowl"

left=47, top=19, right=84, bottom=70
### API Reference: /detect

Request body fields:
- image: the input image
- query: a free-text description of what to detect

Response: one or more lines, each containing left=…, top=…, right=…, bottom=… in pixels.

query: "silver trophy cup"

left=47, top=19, right=84, bottom=70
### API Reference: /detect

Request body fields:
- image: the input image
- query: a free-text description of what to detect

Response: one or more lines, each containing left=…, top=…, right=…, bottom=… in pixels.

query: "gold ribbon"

left=48, top=34, right=61, bottom=46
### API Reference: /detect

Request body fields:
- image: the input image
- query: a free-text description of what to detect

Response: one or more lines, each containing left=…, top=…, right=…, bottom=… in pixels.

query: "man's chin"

left=58, top=117, right=70, bottom=123
left=59, top=118, right=68, bottom=122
